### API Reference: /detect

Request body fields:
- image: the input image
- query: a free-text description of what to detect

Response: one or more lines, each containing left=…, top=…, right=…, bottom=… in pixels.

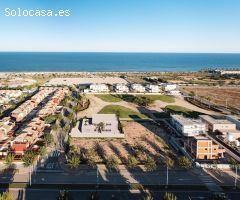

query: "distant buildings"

left=185, top=136, right=225, bottom=160
left=130, top=84, right=146, bottom=93
left=145, top=84, right=160, bottom=93
left=114, top=84, right=129, bottom=93
left=209, top=69, right=240, bottom=76
left=161, top=83, right=177, bottom=92
left=84, top=84, right=109, bottom=93
left=70, top=114, right=124, bottom=138
left=171, top=115, right=206, bottom=137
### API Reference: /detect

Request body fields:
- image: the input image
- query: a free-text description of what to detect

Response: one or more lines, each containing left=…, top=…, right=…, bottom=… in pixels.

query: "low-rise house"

left=185, top=136, right=225, bottom=160
left=70, top=114, right=124, bottom=138
left=114, top=84, right=129, bottom=93
left=145, top=84, right=160, bottom=93
left=171, top=115, right=206, bottom=137
left=199, top=115, right=236, bottom=132
left=130, top=84, right=145, bottom=93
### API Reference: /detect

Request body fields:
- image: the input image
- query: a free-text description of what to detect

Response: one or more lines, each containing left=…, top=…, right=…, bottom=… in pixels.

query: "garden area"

left=98, top=105, right=148, bottom=119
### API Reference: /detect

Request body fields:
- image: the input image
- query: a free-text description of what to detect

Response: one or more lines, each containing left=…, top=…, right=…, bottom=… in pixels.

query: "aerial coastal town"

left=0, top=70, right=240, bottom=199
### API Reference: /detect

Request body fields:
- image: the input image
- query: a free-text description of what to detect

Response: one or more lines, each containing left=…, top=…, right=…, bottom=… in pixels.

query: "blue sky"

left=0, top=0, right=240, bottom=52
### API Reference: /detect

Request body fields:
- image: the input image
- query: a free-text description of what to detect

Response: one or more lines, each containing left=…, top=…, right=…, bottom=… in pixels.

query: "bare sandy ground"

left=72, top=121, right=175, bottom=164
left=46, top=77, right=127, bottom=86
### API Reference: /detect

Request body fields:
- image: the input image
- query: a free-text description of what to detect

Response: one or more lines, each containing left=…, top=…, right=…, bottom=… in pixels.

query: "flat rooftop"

left=200, top=115, right=234, bottom=125
left=172, top=115, right=204, bottom=126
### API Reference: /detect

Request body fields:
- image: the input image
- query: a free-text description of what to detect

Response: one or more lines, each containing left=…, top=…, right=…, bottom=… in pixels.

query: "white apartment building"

left=85, top=84, right=109, bottom=93
left=199, top=115, right=236, bottom=132
left=130, top=84, right=145, bottom=93
left=145, top=84, right=160, bottom=93
left=161, top=83, right=177, bottom=92
left=171, top=115, right=207, bottom=137
left=114, top=84, right=129, bottom=93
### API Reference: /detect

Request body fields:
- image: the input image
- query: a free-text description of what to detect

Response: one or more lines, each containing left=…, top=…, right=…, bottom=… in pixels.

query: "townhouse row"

left=0, top=87, right=69, bottom=157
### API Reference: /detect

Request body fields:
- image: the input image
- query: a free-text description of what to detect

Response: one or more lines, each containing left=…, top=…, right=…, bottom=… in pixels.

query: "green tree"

left=0, top=191, right=12, bottom=200
left=144, top=156, right=157, bottom=171
left=127, top=155, right=139, bottom=169
left=106, top=156, right=119, bottom=171
left=44, top=133, right=54, bottom=147
left=44, top=115, right=57, bottom=124
left=163, top=192, right=177, bottom=200
left=4, top=153, right=15, bottom=168
left=178, top=156, right=192, bottom=169
left=68, top=154, right=80, bottom=169
left=38, top=146, right=47, bottom=157
left=22, top=151, right=37, bottom=186
left=189, top=91, right=195, bottom=97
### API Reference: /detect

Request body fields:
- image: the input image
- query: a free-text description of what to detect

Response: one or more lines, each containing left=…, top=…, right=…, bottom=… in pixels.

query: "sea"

left=0, top=52, right=240, bottom=72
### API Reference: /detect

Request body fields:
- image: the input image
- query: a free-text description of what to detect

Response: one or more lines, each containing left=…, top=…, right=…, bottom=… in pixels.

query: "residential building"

left=171, top=115, right=206, bottom=137
left=185, top=136, right=225, bottom=160
left=145, top=84, right=160, bottom=93
left=161, top=83, right=177, bottom=92
left=0, top=117, right=15, bottom=140
left=84, top=84, right=109, bottom=93
left=114, top=84, right=129, bottom=93
left=10, top=118, right=45, bottom=155
left=199, top=115, right=236, bottom=132
left=130, top=84, right=145, bottom=93
left=70, top=114, right=124, bottom=138
left=226, top=115, right=240, bottom=130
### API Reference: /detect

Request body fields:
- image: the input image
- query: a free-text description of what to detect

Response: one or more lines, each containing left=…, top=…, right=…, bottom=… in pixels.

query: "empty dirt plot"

left=182, top=86, right=240, bottom=108
left=71, top=121, right=176, bottom=165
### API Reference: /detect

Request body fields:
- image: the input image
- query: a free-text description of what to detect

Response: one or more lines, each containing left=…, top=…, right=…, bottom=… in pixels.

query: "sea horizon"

left=0, top=52, right=240, bottom=72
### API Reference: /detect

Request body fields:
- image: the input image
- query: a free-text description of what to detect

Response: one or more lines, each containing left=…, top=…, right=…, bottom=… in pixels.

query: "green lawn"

left=95, top=94, right=122, bottom=102
left=98, top=105, right=148, bottom=119
left=137, top=95, right=175, bottom=103
left=164, top=105, right=203, bottom=118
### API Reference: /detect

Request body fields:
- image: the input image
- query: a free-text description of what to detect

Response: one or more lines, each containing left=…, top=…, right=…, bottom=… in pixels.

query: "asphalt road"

left=0, top=169, right=204, bottom=186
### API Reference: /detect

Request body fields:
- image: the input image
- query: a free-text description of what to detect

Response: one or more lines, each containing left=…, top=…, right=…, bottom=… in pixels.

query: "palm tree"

left=95, top=122, right=105, bottom=133
left=163, top=192, right=177, bottom=200
left=22, top=151, right=37, bottom=186
left=178, top=156, right=192, bottom=169
left=0, top=191, right=12, bottom=200
left=106, top=155, right=119, bottom=171
left=4, top=153, right=15, bottom=168
left=67, top=154, right=80, bottom=169
left=127, top=155, right=138, bottom=169
left=144, top=155, right=157, bottom=172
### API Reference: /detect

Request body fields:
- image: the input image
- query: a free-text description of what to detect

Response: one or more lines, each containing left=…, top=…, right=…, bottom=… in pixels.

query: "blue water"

left=0, top=52, right=240, bottom=72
